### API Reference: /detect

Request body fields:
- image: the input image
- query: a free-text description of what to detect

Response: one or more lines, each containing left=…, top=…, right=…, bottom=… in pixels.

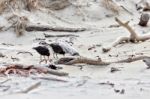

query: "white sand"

left=0, top=0, right=150, bottom=99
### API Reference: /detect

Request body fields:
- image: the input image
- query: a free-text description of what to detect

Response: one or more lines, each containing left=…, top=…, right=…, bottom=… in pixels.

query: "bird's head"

left=32, top=47, right=37, bottom=50
left=49, top=43, right=55, bottom=47
left=39, top=41, right=49, bottom=46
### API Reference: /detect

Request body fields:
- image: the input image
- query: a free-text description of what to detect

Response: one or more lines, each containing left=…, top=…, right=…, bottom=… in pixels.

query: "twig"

left=120, top=5, right=133, bottom=15
left=44, top=33, right=79, bottom=38
left=19, top=82, right=41, bottom=93
left=26, top=25, right=87, bottom=32
left=32, top=76, right=68, bottom=82
left=17, top=51, right=33, bottom=56
left=0, top=79, right=11, bottom=85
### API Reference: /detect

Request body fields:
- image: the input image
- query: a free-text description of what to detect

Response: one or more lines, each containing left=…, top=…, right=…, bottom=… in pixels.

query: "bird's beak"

left=32, top=47, right=36, bottom=49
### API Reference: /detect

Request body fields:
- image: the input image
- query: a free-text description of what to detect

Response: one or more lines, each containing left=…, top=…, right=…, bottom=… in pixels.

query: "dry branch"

left=114, top=55, right=150, bottom=63
left=56, top=56, right=110, bottom=65
left=19, top=81, right=41, bottom=93
left=32, top=76, right=68, bottom=82
left=17, top=51, right=33, bottom=56
left=26, top=25, right=86, bottom=32
left=44, top=33, right=79, bottom=38
left=55, top=55, right=149, bottom=65
left=0, top=79, right=11, bottom=85
left=102, top=17, right=150, bottom=52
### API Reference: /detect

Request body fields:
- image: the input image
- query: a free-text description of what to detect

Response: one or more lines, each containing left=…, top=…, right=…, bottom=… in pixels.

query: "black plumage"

left=33, top=46, right=51, bottom=63
left=49, top=43, right=65, bottom=58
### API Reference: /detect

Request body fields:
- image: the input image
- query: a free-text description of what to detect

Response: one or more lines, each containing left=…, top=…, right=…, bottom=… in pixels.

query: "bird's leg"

left=44, top=56, right=47, bottom=63
left=56, top=54, right=58, bottom=59
left=48, top=56, right=52, bottom=62
left=53, top=53, right=55, bottom=58
left=39, top=55, right=43, bottom=64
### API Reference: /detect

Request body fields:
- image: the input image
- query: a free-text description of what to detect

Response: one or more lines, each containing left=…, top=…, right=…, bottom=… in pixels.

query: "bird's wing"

left=58, top=41, right=78, bottom=55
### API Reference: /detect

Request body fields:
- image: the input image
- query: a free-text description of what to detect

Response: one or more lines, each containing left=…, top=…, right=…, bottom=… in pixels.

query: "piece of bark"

left=17, top=51, right=33, bottom=56
left=26, top=25, right=86, bottom=32
left=139, top=13, right=150, bottom=26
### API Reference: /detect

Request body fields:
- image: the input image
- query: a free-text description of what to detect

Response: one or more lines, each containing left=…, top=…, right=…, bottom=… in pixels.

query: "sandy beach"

left=0, top=0, right=150, bottom=99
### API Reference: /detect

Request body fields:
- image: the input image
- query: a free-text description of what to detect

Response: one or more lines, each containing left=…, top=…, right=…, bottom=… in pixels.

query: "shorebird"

left=33, top=46, right=51, bottom=63
left=49, top=41, right=79, bottom=58
left=38, top=41, right=79, bottom=58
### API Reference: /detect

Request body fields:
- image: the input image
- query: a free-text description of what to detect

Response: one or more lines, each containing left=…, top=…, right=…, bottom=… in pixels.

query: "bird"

left=33, top=46, right=51, bottom=63
left=49, top=43, right=65, bottom=58
left=143, top=57, right=150, bottom=69
left=49, top=41, right=79, bottom=58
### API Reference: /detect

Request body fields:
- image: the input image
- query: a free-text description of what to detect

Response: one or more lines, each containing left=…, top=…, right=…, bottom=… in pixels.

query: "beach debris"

left=56, top=56, right=110, bottom=65
left=139, top=13, right=149, bottom=27
left=0, top=64, right=68, bottom=77
left=17, top=51, right=33, bottom=56
left=0, top=53, right=5, bottom=58
left=114, top=89, right=125, bottom=94
left=18, top=81, right=41, bottom=93
left=102, top=17, right=150, bottom=52
left=110, top=67, right=120, bottom=73
left=1, top=43, right=14, bottom=46
left=44, top=33, right=79, bottom=38
left=98, top=81, right=115, bottom=87
left=32, top=76, right=68, bottom=82
left=26, top=25, right=86, bottom=32
left=11, top=56, right=20, bottom=62
left=88, top=46, right=95, bottom=51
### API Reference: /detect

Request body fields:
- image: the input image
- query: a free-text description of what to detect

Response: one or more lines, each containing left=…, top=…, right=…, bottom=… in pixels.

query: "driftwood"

left=32, top=76, right=68, bottom=82
left=17, top=51, right=33, bottom=56
left=19, top=81, right=41, bottom=93
left=102, top=17, right=150, bottom=52
left=0, top=64, right=68, bottom=76
left=0, top=79, right=11, bottom=85
left=114, top=55, right=150, bottom=63
left=26, top=25, right=86, bottom=32
left=44, top=33, right=79, bottom=38
left=56, top=56, right=110, bottom=65
left=55, top=55, right=150, bottom=66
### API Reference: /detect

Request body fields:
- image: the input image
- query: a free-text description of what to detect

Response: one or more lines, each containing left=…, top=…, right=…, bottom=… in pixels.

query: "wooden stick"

left=0, top=79, right=11, bottom=84
left=20, top=82, right=41, bottom=93
left=44, top=33, right=79, bottom=38
left=115, top=17, right=138, bottom=41
left=114, top=55, right=150, bottom=63
left=26, top=25, right=86, bottom=32
left=56, top=57, right=110, bottom=65
left=32, top=76, right=68, bottom=82
left=102, top=17, right=150, bottom=52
